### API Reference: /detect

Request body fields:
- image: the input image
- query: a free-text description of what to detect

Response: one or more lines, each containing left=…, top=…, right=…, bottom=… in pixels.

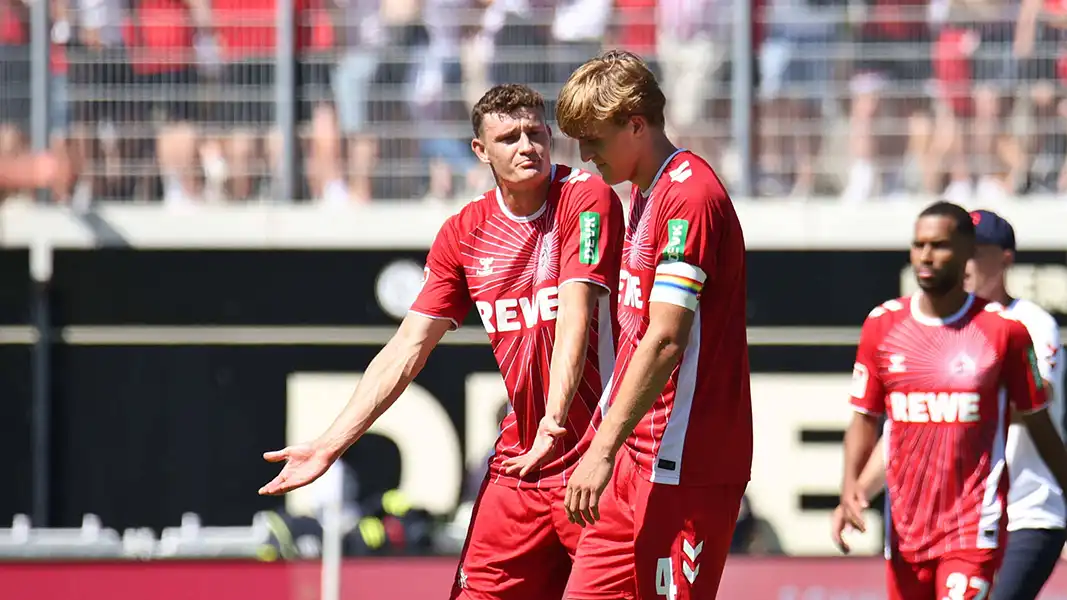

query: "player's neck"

left=917, top=286, right=971, bottom=320
left=631, top=132, right=679, bottom=193
left=988, top=284, right=1012, bottom=307
left=497, top=177, right=551, bottom=218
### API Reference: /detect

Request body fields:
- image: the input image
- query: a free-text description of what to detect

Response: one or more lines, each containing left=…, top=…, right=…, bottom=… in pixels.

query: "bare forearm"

left=545, top=285, right=597, bottom=423
left=842, top=414, right=880, bottom=490
left=545, top=317, right=589, bottom=424
left=314, top=338, right=427, bottom=459
left=857, top=437, right=887, bottom=499
left=590, top=333, right=682, bottom=459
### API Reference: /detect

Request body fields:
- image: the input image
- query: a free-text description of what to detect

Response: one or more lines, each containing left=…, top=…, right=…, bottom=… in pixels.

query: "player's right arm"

left=838, top=313, right=887, bottom=534
left=259, top=220, right=473, bottom=496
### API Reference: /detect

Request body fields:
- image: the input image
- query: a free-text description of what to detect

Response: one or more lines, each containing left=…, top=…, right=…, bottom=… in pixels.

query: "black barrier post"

left=29, top=244, right=52, bottom=526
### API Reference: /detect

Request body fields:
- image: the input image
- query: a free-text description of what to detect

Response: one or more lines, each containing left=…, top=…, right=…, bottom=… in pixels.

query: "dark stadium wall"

left=0, top=250, right=33, bottom=524
left=1, top=248, right=1064, bottom=531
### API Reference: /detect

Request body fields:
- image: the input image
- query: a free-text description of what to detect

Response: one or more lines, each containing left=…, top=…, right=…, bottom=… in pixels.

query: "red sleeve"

left=409, top=219, right=472, bottom=329
left=557, top=175, right=625, bottom=292
left=1003, top=319, right=1050, bottom=414
left=647, top=184, right=723, bottom=311
left=850, top=315, right=887, bottom=415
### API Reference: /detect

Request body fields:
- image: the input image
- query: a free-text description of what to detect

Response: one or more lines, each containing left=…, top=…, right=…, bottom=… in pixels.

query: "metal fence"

left=2, top=0, right=1067, bottom=204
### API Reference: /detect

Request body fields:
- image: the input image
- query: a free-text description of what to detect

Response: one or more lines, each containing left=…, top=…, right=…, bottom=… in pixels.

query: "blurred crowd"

left=2, top=0, right=1067, bottom=204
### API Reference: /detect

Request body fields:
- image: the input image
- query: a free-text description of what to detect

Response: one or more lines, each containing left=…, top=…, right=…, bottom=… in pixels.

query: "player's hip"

left=888, top=526, right=1009, bottom=565
left=622, top=439, right=753, bottom=486
left=451, top=476, right=581, bottom=600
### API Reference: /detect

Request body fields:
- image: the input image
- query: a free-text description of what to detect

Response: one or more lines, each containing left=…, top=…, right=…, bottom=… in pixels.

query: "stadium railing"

left=4, top=2, right=1066, bottom=205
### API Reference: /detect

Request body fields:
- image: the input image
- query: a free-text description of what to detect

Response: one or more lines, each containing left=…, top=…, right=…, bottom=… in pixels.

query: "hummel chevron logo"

left=682, top=539, right=703, bottom=562
left=682, top=562, right=700, bottom=585
left=669, top=161, right=692, bottom=183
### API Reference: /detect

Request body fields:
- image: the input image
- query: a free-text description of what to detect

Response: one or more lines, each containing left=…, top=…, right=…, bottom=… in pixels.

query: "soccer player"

left=258, top=83, right=625, bottom=600
left=555, top=50, right=752, bottom=600
left=834, top=201, right=1067, bottom=600
left=833, top=208, right=1067, bottom=600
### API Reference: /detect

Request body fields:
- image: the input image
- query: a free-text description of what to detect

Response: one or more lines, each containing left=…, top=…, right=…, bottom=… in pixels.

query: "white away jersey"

left=1003, top=298, right=1066, bottom=531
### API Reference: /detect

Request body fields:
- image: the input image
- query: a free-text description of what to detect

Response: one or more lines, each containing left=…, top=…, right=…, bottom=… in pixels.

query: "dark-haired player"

left=258, top=83, right=625, bottom=600
left=834, top=201, right=1067, bottom=599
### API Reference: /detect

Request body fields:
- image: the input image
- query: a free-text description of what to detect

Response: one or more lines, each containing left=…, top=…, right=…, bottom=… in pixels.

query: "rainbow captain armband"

left=649, top=261, right=707, bottom=311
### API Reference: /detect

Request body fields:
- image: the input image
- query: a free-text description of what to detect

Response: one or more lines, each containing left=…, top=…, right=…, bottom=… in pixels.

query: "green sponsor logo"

left=579, top=211, right=601, bottom=265
left=663, top=219, right=689, bottom=261
left=1029, top=346, right=1045, bottom=390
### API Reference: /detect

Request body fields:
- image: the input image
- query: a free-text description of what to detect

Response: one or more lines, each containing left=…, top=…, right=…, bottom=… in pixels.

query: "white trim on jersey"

left=558, top=277, right=612, bottom=296
left=596, top=295, right=616, bottom=414
left=909, top=292, right=975, bottom=327
left=976, top=388, right=1009, bottom=550
left=407, top=310, right=460, bottom=331
left=884, top=419, right=894, bottom=560
left=495, top=165, right=556, bottom=223
left=650, top=261, right=707, bottom=312
left=650, top=308, right=701, bottom=485
left=638, top=149, right=687, bottom=198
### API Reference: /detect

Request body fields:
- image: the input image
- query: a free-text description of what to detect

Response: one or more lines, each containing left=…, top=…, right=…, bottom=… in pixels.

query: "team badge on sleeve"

left=663, top=219, right=689, bottom=261
left=851, top=363, right=869, bottom=399
left=579, top=211, right=601, bottom=265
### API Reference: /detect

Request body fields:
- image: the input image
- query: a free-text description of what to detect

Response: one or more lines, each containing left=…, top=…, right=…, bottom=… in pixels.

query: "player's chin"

left=504, top=167, right=548, bottom=187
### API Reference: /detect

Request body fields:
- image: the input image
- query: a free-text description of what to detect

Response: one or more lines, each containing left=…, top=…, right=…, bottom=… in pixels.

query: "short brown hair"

left=556, top=50, right=666, bottom=139
left=471, top=84, right=547, bottom=137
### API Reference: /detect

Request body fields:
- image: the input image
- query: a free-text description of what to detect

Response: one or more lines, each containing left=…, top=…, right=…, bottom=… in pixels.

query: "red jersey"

left=213, top=0, right=321, bottom=60
left=410, top=165, right=624, bottom=488
left=124, top=0, right=195, bottom=75
left=850, top=294, right=1049, bottom=563
left=613, top=149, right=752, bottom=486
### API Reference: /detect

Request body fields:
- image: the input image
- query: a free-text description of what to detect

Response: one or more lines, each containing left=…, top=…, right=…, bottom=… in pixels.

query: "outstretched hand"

left=501, top=415, right=567, bottom=478
left=258, top=443, right=335, bottom=496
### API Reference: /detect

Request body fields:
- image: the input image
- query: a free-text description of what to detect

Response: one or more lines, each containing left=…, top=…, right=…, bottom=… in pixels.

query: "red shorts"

left=450, top=477, right=581, bottom=600
left=886, top=549, right=1002, bottom=600
left=567, top=450, right=746, bottom=600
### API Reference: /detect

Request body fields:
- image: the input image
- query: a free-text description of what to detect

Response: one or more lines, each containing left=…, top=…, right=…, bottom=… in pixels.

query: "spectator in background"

left=210, top=0, right=333, bottom=201
left=1010, top=0, right=1067, bottom=194
left=611, top=0, right=656, bottom=59
left=758, top=0, right=844, bottom=197
left=320, top=0, right=384, bottom=205
left=656, top=0, right=731, bottom=170
left=929, top=0, right=1026, bottom=202
left=550, top=0, right=610, bottom=92
left=124, top=0, right=211, bottom=205
left=0, top=0, right=29, bottom=163
left=410, top=0, right=486, bottom=201
left=66, top=0, right=137, bottom=200
left=841, top=0, right=935, bottom=201
left=730, top=495, right=784, bottom=555
left=51, top=0, right=71, bottom=153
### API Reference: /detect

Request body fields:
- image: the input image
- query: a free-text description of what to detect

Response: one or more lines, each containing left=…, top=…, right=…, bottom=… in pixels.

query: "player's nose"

left=577, top=143, right=596, bottom=164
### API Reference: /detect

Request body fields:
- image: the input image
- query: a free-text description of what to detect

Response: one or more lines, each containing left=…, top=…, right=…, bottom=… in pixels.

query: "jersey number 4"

left=943, top=573, right=989, bottom=600
left=656, top=557, right=678, bottom=600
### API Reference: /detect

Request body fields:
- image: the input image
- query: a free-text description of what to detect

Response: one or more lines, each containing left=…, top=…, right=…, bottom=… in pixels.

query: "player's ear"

left=630, top=115, right=646, bottom=138
left=470, top=137, right=491, bottom=165
left=1003, top=249, right=1016, bottom=268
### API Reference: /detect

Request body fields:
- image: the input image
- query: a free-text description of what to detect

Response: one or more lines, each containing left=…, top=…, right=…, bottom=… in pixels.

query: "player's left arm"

left=544, top=180, right=625, bottom=426
left=502, top=180, right=625, bottom=476
left=1007, top=320, right=1067, bottom=492
left=586, top=189, right=714, bottom=463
